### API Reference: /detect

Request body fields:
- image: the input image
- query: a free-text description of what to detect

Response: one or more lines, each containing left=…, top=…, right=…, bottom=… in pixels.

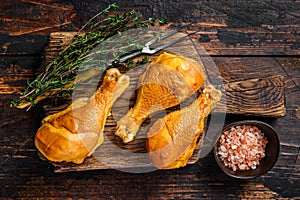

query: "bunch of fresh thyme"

left=11, top=3, right=168, bottom=110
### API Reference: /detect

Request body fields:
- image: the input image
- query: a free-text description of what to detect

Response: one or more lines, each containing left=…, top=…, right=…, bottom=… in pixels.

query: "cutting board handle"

left=215, top=75, right=285, bottom=117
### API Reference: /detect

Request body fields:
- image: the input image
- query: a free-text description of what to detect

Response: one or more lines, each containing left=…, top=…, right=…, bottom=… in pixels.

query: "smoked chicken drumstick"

left=35, top=68, right=130, bottom=164
left=147, top=85, right=222, bottom=169
left=115, top=52, right=206, bottom=143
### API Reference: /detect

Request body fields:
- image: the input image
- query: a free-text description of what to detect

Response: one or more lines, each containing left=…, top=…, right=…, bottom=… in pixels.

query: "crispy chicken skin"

left=147, top=85, right=221, bottom=169
left=115, top=52, right=206, bottom=143
left=35, top=68, right=130, bottom=164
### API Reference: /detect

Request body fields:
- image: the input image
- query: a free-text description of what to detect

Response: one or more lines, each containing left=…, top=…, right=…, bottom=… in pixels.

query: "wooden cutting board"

left=39, top=32, right=285, bottom=172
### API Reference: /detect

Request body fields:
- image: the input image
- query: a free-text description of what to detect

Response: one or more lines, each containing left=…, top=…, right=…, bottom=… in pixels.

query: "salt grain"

left=220, top=145, right=227, bottom=152
left=239, top=164, right=246, bottom=170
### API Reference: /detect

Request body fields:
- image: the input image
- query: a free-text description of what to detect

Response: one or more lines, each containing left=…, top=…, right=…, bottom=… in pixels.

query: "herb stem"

left=11, top=4, right=169, bottom=109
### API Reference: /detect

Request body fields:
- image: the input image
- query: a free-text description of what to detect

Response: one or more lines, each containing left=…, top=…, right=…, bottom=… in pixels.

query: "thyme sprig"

left=11, top=4, right=168, bottom=110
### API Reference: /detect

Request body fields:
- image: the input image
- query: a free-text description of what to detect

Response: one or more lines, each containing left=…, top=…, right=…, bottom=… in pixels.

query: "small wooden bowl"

left=213, top=120, right=280, bottom=179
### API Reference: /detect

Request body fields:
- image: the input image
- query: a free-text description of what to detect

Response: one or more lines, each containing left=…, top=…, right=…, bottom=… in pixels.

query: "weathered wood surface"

left=217, top=75, right=286, bottom=117
left=1, top=56, right=299, bottom=198
left=42, top=32, right=286, bottom=118
left=0, top=0, right=299, bottom=55
left=0, top=0, right=299, bottom=199
left=36, top=31, right=286, bottom=172
left=43, top=75, right=286, bottom=172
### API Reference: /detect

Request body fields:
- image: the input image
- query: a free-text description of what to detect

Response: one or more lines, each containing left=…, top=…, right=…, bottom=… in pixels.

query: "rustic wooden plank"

left=274, top=57, right=300, bottom=90
left=0, top=0, right=75, bottom=36
left=71, top=0, right=300, bottom=55
left=0, top=56, right=40, bottom=133
left=213, top=57, right=294, bottom=82
left=0, top=55, right=298, bottom=198
left=41, top=32, right=286, bottom=117
left=0, top=0, right=299, bottom=55
left=269, top=57, right=300, bottom=151
left=0, top=1, right=299, bottom=199
left=0, top=33, right=49, bottom=56
left=0, top=56, right=39, bottom=96
left=0, top=0, right=75, bottom=55
left=45, top=75, right=286, bottom=172
left=216, top=75, right=285, bottom=117
left=31, top=32, right=285, bottom=172
left=1, top=152, right=299, bottom=199
left=186, top=0, right=300, bottom=55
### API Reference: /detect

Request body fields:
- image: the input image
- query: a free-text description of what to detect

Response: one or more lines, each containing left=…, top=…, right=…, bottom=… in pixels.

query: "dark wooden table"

left=0, top=0, right=299, bottom=199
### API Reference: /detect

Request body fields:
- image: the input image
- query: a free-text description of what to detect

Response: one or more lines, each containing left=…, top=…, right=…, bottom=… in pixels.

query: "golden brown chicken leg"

left=35, top=68, right=130, bottom=164
left=147, top=85, right=221, bottom=169
left=115, top=52, right=206, bottom=143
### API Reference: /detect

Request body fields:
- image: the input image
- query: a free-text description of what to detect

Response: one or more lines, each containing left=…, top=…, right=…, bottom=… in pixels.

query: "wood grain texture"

left=45, top=75, right=286, bottom=172
left=33, top=32, right=284, bottom=172
left=42, top=32, right=286, bottom=117
left=62, top=0, right=300, bottom=55
left=1, top=56, right=299, bottom=199
left=38, top=32, right=206, bottom=171
left=0, top=0, right=299, bottom=199
left=0, top=0, right=75, bottom=36
left=217, top=75, right=286, bottom=117
left=0, top=56, right=41, bottom=128
left=0, top=0, right=299, bottom=55
left=0, top=0, right=75, bottom=55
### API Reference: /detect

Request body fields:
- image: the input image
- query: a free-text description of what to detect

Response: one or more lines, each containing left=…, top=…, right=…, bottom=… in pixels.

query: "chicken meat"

left=115, top=52, right=206, bottom=143
left=35, top=68, right=130, bottom=164
left=147, top=85, right=221, bottom=169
